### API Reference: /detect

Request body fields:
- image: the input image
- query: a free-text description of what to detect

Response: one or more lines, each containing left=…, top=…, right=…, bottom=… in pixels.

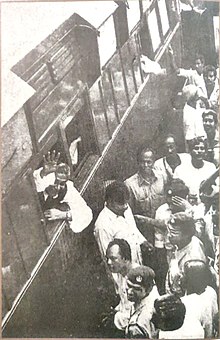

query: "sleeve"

left=33, top=167, right=55, bottom=193
left=64, top=182, right=93, bottom=233
left=178, top=68, right=193, bottom=79
left=124, top=180, right=136, bottom=213
left=94, top=223, right=113, bottom=259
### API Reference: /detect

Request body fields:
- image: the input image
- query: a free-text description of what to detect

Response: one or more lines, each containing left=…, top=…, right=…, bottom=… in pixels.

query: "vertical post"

left=134, top=34, right=144, bottom=83
left=98, top=80, right=112, bottom=139
left=23, top=102, right=39, bottom=154
left=127, top=42, right=138, bottom=93
left=106, top=68, right=120, bottom=124
left=118, top=47, right=130, bottom=106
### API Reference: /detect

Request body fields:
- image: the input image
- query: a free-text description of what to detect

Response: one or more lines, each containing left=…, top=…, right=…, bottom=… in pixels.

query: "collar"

left=104, top=205, right=126, bottom=219
left=137, top=171, right=157, bottom=186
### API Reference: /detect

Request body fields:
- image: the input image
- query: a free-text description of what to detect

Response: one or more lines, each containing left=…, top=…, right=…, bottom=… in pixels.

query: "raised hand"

left=171, top=196, right=192, bottom=211
left=41, top=150, right=60, bottom=176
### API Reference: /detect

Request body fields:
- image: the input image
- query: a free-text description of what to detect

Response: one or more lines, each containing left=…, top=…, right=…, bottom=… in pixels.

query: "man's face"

left=165, top=137, right=177, bottom=157
left=203, top=114, right=216, bottom=134
left=108, top=200, right=128, bottom=216
left=191, top=142, right=205, bottom=161
left=126, top=282, right=147, bottom=303
left=194, top=58, right=204, bottom=75
left=55, top=171, right=68, bottom=190
left=138, top=151, right=155, bottom=177
left=106, top=244, right=126, bottom=273
left=167, top=221, right=187, bottom=247
left=204, top=70, right=216, bottom=85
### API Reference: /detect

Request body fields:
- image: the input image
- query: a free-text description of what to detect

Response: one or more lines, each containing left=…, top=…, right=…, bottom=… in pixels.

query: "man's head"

left=164, top=135, right=177, bottom=157
left=182, top=260, right=209, bottom=295
left=165, top=179, right=189, bottom=211
left=167, top=212, right=195, bottom=249
left=126, top=266, right=155, bottom=303
left=188, top=137, right=206, bottom=162
left=106, top=239, right=131, bottom=274
left=203, top=65, right=217, bottom=85
left=151, top=294, right=186, bottom=331
left=202, top=110, right=218, bottom=135
left=105, top=181, right=130, bottom=216
left=137, top=146, right=156, bottom=177
left=194, top=54, right=205, bottom=75
left=55, top=163, right=71, bottom=182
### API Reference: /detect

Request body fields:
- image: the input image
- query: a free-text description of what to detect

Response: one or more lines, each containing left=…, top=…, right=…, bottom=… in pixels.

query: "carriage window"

left=127, top=0, right=141, bottom=33
left=98, top=15, right=117, bottom=68
left=147, top=8, right=161, bottom=53
left=158, top=0, right=170, bottom=36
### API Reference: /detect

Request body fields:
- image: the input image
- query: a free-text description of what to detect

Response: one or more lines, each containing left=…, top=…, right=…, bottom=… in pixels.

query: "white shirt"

left=179, top=68, right=207, bottom=97
left=183, top=103, right=206, bottom=141
left=94, top=205, right=146, bottom=265
left=173, top=158, right=216, bottom=199
left=154, top=203, right=172, bottom=249
left=33, top=168, right=93, bottom=233
left=154, top=153, right=191, bottom=183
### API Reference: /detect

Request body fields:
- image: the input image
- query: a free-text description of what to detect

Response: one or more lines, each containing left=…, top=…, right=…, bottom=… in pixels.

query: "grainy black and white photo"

left=1, top=0, right=219, bottom=338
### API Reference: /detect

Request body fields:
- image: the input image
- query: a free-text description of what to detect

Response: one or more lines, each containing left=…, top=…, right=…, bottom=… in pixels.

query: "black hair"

left=203, top=65, right=217, bottom=78
left=202, top=109, right=218, bottom=125
left=137, top=145, right=156, bottom=163
left=188, top=137, right=207, bottom=153
left=170, top=212, right=195, bottom=237
left=106, top=238, right=132, bottom=262
left=165, top=178, right=189, bottom=199
left=105, top=181, right=130, bottom=204
left=183, top=260, right=209, bottom=295
left=151, top=294, right=186, bottom=331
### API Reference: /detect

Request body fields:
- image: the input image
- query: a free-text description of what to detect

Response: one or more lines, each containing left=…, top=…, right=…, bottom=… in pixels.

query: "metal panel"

left=6, top=172, right=48, bottom=275
left=2, top=108, right=33, bottom=194
left=2, top=202, right=28, bottom=310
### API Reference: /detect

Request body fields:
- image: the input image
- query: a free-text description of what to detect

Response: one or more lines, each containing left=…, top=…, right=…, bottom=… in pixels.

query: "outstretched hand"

left=41, top=150, right=60, bottom=176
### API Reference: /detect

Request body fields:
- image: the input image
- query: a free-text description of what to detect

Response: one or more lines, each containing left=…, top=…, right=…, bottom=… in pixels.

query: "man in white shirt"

left=105, top=239, right=137, bottom=332
left=154, top=135, right=191, bottom=183
left=94, top=181, right=149, bottom=266
left=33, top=151, right=93, bottom=233
left=203, top=65, right=219, bottom=110
left=173, top=137, right=216, bottom=201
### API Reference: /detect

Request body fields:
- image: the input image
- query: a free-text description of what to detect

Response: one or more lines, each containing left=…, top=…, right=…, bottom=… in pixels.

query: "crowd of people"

left=33, top=45, right=219, bottom=338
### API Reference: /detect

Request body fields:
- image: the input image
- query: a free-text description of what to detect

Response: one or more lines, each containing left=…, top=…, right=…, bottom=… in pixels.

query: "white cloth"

left=183, top=103, right=206, bottom=141
left=94, top=205, right=146, bottom=265
left=154, top=203, right=172, bottom=249
left=33, top=168, right=93, bottom=233
left=173, top=158, right=216, bottom=198
left=126, top=285, right=159, bottom=338
left=179, top=68, right=207, bottom=97
left=159, top=286, right=218, bottom=339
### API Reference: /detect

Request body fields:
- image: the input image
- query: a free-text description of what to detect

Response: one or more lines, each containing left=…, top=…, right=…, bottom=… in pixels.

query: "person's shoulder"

left=203, top=160, right=216, bottom=171
left=95, top=206, right=110, bottom=228
left=125, top=173, right=139, bottom=185
left=154, top=157, right=164, bottom=168
left=179, top=153, right=191, bottom=162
